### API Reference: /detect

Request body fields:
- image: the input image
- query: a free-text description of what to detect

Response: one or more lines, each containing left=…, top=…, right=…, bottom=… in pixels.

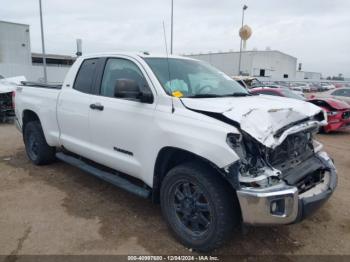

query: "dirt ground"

left=0, top=123, right=349, bottom=256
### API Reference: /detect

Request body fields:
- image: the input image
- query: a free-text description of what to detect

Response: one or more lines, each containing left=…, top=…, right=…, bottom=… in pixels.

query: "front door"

left=88, top=57, right=157, bottom=180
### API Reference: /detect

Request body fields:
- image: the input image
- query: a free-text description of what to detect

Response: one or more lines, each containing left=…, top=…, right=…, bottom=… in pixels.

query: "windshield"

left=280, top=89, right=305, bottom=100
left=144, top=58, right=249, bottom=98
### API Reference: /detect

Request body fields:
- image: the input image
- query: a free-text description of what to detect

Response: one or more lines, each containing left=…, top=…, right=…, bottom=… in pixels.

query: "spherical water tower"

left=239, top=25, right=252, bottom=50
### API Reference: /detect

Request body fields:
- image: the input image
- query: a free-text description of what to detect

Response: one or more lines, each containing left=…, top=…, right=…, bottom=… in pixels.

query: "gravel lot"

left=0, top=123, right=349, bottom=256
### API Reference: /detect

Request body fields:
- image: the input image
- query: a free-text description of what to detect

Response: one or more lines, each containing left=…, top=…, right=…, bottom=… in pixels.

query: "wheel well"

left=152, top=147, right=221, bottom=203
left=22, top=110, right=40, bottom=132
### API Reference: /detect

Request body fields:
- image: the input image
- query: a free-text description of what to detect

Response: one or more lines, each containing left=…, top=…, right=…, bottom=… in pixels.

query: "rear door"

left=57, top=58, right=99, bottom=156
left=88, top=56, right=157, bottom=180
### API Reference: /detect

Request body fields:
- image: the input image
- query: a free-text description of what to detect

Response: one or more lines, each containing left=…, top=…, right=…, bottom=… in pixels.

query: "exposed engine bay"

left=227, top=124, right=329, bottom=193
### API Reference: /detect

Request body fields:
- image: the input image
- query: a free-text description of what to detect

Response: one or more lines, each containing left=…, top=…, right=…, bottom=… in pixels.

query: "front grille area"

left=267, top=132, right=314, bottom=171
left=342, top=111, right=350, bottom=119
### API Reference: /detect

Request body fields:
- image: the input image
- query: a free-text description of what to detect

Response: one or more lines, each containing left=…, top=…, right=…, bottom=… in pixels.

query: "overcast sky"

left=1, top=0, right=349, bottom=77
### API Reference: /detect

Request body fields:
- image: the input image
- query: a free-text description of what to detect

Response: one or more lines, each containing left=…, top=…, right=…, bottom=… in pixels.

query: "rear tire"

left=24, top=121, right=56, bottom=165
left=160, top=162, right=240, bottom=252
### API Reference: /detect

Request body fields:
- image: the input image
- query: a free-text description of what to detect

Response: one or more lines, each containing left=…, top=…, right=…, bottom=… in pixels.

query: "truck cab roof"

left=77, top=52, right=195, bottom=61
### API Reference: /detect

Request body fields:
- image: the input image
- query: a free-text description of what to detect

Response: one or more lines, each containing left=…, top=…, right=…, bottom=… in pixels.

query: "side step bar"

left=56, top=152, right=151, bottom=199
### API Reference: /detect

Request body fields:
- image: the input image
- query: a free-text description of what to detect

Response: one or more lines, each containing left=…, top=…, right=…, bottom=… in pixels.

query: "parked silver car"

left=311, top=88, right=350, bottom=105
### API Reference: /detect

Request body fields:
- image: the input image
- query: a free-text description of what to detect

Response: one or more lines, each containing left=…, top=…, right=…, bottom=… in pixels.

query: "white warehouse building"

left=0, top=20, right=74, bottom=83
left=186, top=50, right=299, bottom=80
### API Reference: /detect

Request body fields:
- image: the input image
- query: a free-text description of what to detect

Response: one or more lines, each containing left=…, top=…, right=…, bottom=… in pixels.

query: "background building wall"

left=296, top=71, right=322, bottom=80
left=251, top=51, right=297, bottom=79
left=0, top=63, right=70, bottom=83
left=0, top=21, right=31, bottom=65
left=304, top=71, right=322, bottom=80
left=187, top=50, right=297, bottom=79
left=188, top=52, right=253, bottom=76
left=0, top=20, right=71, bottom=83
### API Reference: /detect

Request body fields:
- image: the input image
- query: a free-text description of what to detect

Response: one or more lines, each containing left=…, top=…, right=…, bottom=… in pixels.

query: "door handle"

left=90, top=103, right=104, bottom=111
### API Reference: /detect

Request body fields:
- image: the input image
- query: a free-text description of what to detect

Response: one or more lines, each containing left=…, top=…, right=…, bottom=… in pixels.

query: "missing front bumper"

left=236, top=151, right=337, bottom=225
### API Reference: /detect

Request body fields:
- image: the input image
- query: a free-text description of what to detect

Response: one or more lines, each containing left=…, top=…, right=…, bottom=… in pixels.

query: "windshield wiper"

left=228, top=92, right=252, bottom=97
left=186, top=94, right=225, bottom=98
left=186, top=92, right=252, bottom=98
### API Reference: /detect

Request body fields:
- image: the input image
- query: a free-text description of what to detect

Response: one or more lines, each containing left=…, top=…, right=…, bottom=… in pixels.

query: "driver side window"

left=100, top=58, right=148, bottom=98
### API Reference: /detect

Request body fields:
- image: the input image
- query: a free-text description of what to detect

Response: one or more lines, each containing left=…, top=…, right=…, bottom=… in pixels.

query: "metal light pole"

left=170, top=0, right=174, bottom=54
left=238, top=5, right=248, bottom=76
left=39, top=0, right=47, bottom=83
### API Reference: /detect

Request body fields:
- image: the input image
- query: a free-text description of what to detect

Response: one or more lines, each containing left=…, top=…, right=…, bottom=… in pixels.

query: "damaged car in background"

left=0, top=76, right=25, bottom=123
left=14, top=53, right=337, bottom=251
left=250, top=87, right=350, bottom=133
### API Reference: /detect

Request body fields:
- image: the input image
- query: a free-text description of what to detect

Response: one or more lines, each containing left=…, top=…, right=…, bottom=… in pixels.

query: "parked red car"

left=251, top=88, right=350, bottom=133
left=308, top=99, right=350, bottom=133
left=250, top=87, right=305, bottom=100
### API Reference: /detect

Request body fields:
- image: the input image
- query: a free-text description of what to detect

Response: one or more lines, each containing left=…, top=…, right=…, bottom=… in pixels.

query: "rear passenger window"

left=73, top=59, right=98, bottom=93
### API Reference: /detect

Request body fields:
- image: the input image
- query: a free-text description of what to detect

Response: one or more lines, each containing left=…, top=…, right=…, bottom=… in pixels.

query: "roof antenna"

left=163, top=21, right=175, bottom=113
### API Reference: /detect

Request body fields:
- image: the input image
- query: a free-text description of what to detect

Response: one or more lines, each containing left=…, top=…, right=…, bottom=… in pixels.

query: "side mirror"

left=139, top=92, right=153, bottom=103
left=114, top=79, right=141, bottom=99
left=114, top=79, right=154, bottom=103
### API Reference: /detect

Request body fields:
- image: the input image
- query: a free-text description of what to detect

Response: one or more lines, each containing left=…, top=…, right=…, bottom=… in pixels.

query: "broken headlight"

left=239, top=167, right=281, bottom=188
left=226, top=133, right=282, bottom=188
left=226, top=133, right=243, bottom=148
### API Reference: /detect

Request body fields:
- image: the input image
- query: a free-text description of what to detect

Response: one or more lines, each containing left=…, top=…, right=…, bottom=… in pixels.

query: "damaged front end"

left=224, top=121, right=337, bottom=225
left=0, top=92, right=15, bottom=123
left=180, top=95, right=337, bottom=224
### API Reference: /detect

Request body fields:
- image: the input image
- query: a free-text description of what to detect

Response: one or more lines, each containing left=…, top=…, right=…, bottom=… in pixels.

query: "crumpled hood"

left=181, top=95, right=326, bottom=148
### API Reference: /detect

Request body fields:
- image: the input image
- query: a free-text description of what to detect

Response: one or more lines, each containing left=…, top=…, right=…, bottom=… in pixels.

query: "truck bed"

left=15, top=83, right=61, bottom=146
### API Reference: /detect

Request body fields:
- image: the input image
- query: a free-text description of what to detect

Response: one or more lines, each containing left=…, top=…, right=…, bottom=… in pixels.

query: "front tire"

left=24, top=121, right=56, bottom=165
left=160, top=162, right=240, bottom=252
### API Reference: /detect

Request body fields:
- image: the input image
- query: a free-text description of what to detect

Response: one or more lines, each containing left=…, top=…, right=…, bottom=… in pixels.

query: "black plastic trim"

left=179, top=100, right=241, bottom=129
left=56, top=152, right=150, bottom=198
left=113, top=147, right=133, bottom=156
left=282, top=156, right=324, bottom=185
left=293, top=157, right=337, bottom=223
left=20, top=81, right=62, bottom=89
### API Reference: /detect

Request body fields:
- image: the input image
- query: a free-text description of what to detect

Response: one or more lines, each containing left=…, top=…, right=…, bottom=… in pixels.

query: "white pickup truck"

left=14, top=53, right=337, bottom=251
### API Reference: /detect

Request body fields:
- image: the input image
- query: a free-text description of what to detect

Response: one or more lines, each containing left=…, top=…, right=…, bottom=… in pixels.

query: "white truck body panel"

left=15, top=52, right=325, bottom=187
left=15, top=87, right=60, bottom=145
left=57, top=88, right=92, bottom=154
left=15, top=53, right=240, bottom=187
left=13, top=52, right=338, bottom=245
